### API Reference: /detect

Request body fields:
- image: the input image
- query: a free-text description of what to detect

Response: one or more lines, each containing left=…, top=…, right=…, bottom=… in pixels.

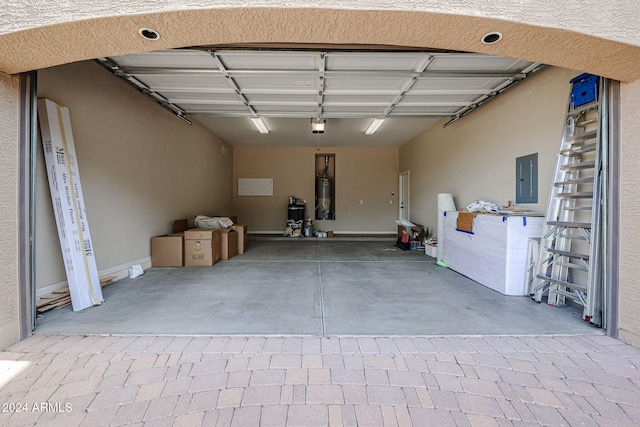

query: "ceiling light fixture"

left=365, top=118, right=385, bottom=135
left=311, top=118, right=326, bottom=134
left=481, top=32, right=503, bottom=44
left=138, top=28, right=161, bottom=41
left=250, top=117, right=269, bottom=134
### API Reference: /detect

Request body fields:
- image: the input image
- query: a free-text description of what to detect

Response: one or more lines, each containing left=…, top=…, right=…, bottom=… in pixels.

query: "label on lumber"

left=38, top=98, right=104, bottom=311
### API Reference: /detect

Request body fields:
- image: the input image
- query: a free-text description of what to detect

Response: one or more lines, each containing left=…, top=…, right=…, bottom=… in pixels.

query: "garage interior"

left=32, top=45, right=606, bottom=337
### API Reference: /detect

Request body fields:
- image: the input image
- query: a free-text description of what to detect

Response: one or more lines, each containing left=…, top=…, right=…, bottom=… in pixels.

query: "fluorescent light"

left=250, top=117, right=269, bottom=134
left=365, top=118, right=385, bottom=135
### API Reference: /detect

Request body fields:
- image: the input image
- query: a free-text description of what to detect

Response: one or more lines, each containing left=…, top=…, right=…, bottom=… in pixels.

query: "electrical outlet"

left=360, top=200, right=364, bottom=205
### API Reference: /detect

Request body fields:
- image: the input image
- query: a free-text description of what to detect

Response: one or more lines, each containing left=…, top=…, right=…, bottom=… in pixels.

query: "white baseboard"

left=333, top=231, right=396, bottom=235
left=248, top=231, right=395, bottom=235
left=35, top=256, right=152, bottom=298
left=248, top=231, right=287, bottom=235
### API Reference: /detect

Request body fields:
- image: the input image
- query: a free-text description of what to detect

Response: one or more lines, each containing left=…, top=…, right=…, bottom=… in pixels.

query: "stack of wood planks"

left=36, top=290, right=71, bottom=312
left=36, top=275, right=116, bottom=313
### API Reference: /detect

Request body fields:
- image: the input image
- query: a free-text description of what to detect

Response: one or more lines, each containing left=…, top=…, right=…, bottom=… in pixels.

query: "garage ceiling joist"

left=97, top=48, right=545, bottom=128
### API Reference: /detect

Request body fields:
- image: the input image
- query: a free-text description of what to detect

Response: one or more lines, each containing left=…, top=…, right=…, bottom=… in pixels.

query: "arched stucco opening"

left=2, top=3, right=640, bottom=348
left=1, top=7, right=640, bottom=82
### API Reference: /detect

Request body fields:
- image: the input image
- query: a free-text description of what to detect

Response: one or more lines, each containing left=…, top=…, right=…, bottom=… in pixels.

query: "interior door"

left=399, top=171, right=410, bottom=221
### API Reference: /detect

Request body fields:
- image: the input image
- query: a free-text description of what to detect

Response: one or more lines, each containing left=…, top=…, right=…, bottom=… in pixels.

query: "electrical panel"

left=516, top=153, right=538, bottom=203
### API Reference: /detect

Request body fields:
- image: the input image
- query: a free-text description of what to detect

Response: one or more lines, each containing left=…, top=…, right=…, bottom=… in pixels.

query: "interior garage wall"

left=35, top=61, right=233, bottom=292
left=619, top=79, right=640, bottom=347
left=0, top=71, right=20, bottom=349
left=399, top=66, right=578, bottom=237
left=233, top=146, right=399, bottom=233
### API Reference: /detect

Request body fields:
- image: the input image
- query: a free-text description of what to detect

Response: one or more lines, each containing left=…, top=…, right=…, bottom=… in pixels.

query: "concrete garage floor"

left=35, top=239, right=597, bottom=336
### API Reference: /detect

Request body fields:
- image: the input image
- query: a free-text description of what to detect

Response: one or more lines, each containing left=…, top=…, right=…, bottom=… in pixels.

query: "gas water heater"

left=316, top=155, right=332, bottom=219
left=316, top=177, right=332, bottom=219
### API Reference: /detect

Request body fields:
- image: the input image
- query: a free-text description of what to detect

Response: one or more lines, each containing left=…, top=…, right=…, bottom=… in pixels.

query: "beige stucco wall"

left=619, top=78, right=640, bottom=346
left=400, top=66, right=577, bottom=236
left=0, top=71, right=20, bottom=349
left=35, top=61, right=233, bottom=290
left=233, top=146, right=399, bottom=233
left=2, top=3, right=640, bottom=83
left=3, top=0, right=639, bottom=44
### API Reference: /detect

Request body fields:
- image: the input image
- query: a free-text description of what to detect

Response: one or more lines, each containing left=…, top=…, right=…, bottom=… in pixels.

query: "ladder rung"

left=559, top=144, right=597, bottom=156
left=569, top=101, right=598, bottom=115
left=557, top=233, right=588, bottom=240
left=565, top=130, right=597, bottom=143
left=563, top=206, right=592, bottom=211
left=560, top=142, right=597, bottom=155
left=551, top=288, right=587, bottom=306
left=572, top=143, right=597, bottom=154
left=560, top=161, right=595, bottom=170
left=537, top=274, right=588, bottom=292
left=555, top=191, right=593, bottom=199
left=576, top=118, right=597, bottom=127
left=555, top=261, right=589, bottom=271
left=554, top=178, right=594, bottom=186
left=543, top=247, right=590, bottom=260
left=546, top=221, right=592, bottom=229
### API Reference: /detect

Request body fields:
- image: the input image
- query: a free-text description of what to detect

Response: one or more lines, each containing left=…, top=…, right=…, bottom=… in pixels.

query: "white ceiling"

left=100, top=48, right=543, bottom=147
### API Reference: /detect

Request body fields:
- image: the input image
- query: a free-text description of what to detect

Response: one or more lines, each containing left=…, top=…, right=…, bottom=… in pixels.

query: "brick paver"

left=1, top=334, right=639, bottom=426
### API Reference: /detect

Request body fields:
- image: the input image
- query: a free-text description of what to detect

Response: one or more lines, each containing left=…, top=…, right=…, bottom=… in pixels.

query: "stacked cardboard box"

left=231, top=224, right=247, bottom=254
left=220, top=229, right=238, bottom=260
left=151, top=233, right=184, bottom=267
left=205, top=215, right=248, bottom=256
left=184, top=229, right=221, bottom=266
left=152, top=217, right=246, bottom=266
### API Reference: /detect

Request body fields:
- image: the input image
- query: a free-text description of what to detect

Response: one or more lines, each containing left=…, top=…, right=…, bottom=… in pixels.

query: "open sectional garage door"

left=96, top=48, right=544, bottom=127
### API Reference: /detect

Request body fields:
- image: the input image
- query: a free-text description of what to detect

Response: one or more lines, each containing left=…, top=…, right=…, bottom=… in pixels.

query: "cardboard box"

left=231, top=224, right=248, bottom=254
left=184, top=229, right=221, bottom=266
left=151, top=233, right=183, bottom=266
left=397, top=223, right=425, bottom=238
left=174, top=219, right=189, bottom=233
left=220, top=229, right=238, bottom=260
left=151, top=234, right=184, bottom=267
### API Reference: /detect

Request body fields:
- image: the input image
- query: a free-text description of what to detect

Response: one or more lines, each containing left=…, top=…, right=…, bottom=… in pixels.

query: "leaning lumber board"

left=36, top=289, right=71, bottom=311
left=100, top=275, right=117, bottom=287
left=37, top=303, right=59, bottom=312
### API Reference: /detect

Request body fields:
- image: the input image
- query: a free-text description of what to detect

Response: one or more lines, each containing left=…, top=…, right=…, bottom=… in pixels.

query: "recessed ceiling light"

left=139, top=28, right=160, bottom=41
left=481, top=32, right=503, bottom=44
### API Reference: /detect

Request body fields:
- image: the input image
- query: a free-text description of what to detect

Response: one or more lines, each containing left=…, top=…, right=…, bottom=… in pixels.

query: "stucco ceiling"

left=99, top=48, right=543, bottom=146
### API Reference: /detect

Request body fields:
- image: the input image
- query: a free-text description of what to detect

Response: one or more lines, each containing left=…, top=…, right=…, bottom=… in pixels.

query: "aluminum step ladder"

left=530, top=74, right=605, bottom=327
